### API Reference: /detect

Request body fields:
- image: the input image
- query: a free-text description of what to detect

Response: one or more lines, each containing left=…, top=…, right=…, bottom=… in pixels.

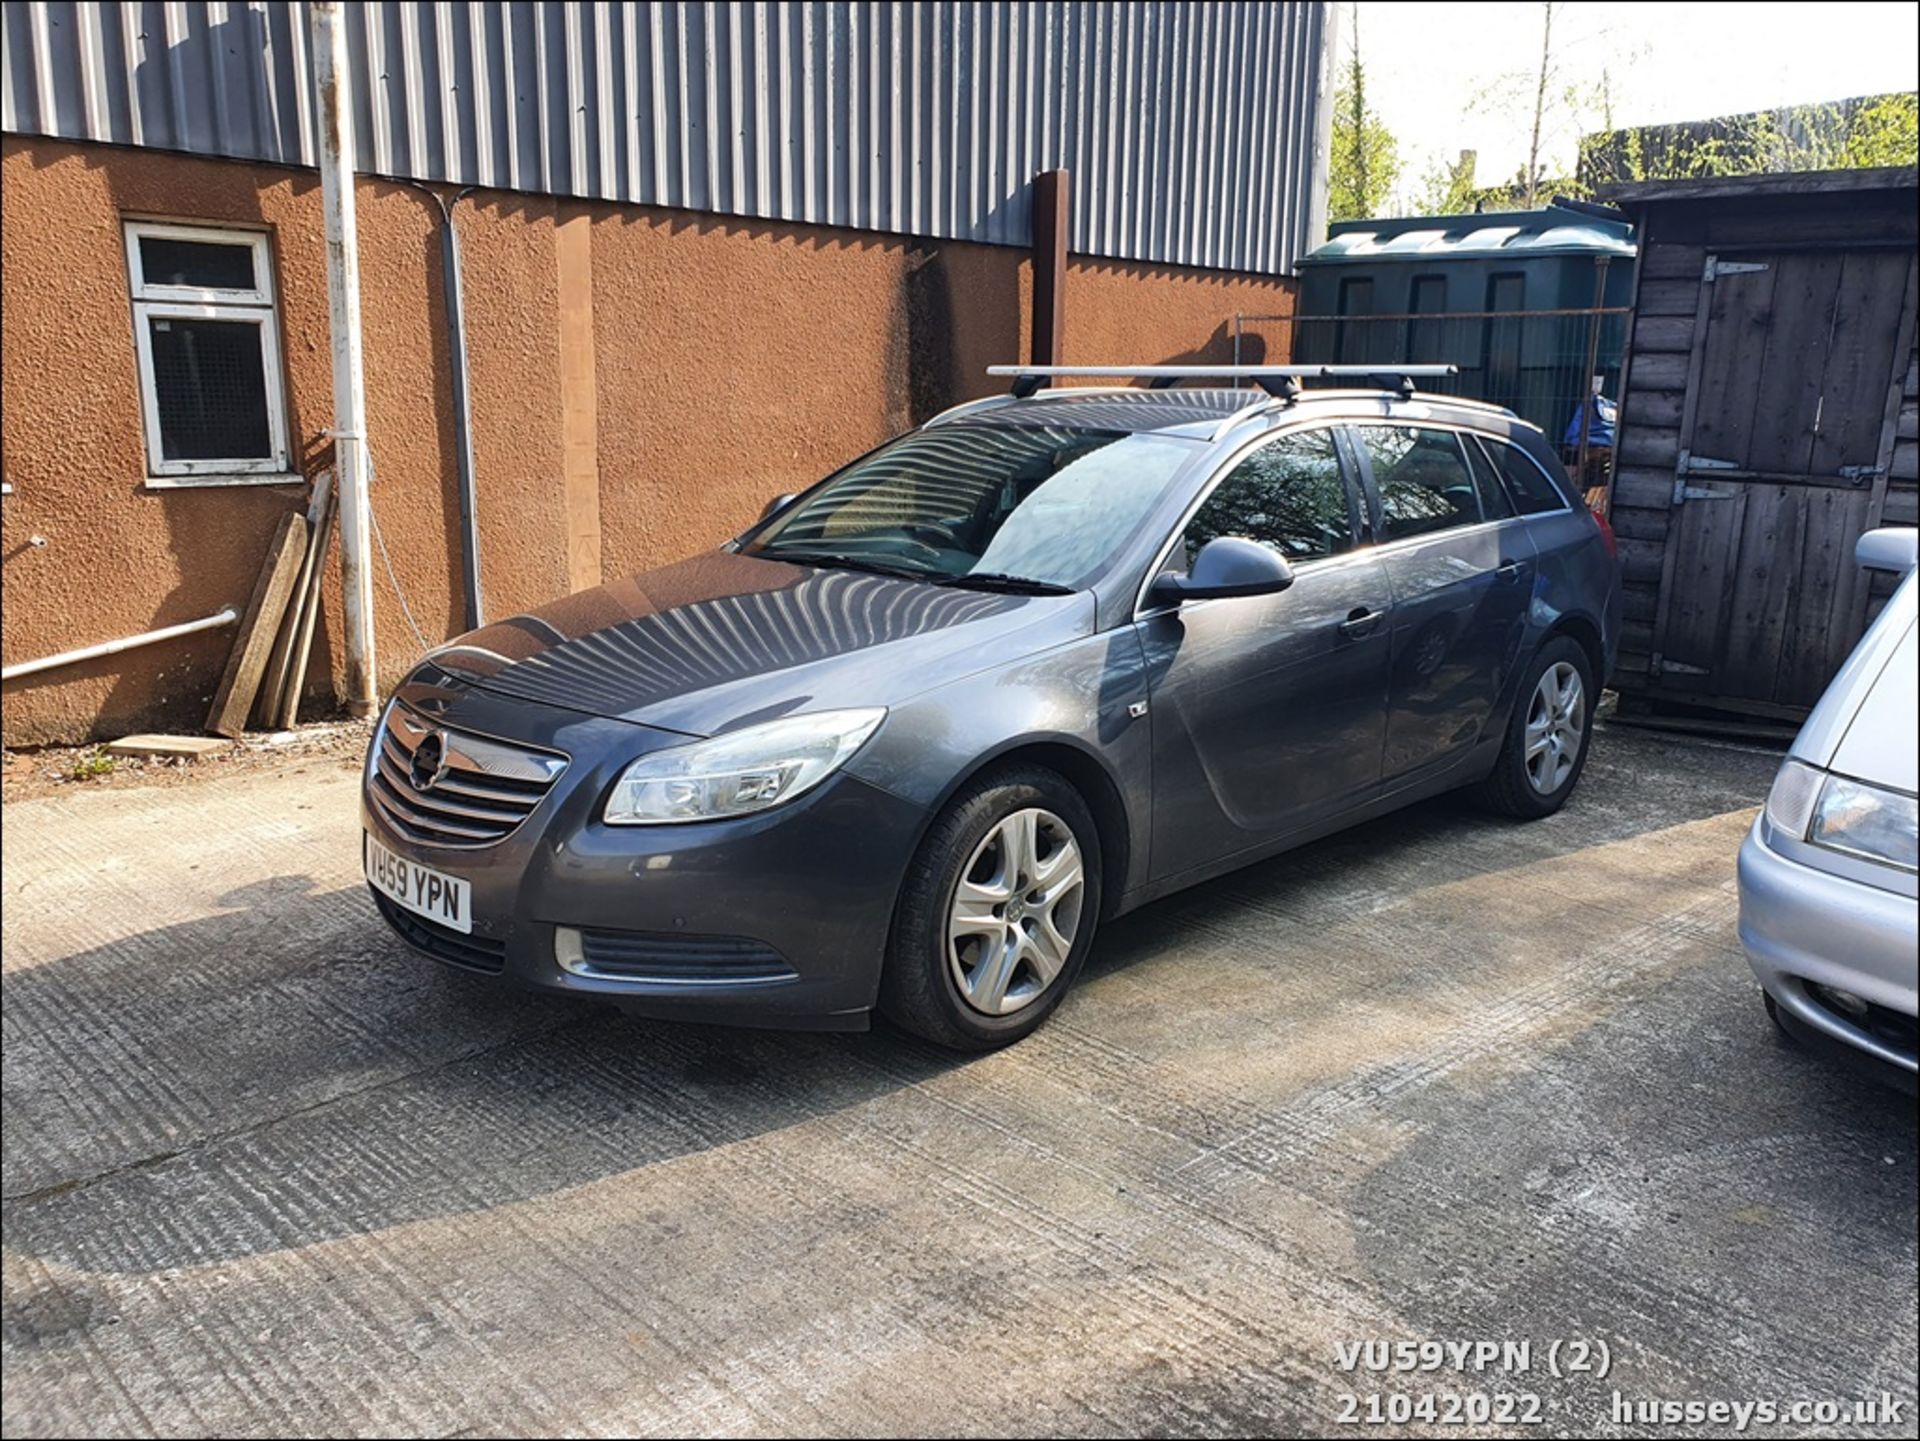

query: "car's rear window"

left=1476, top=436, right=1571, bottom=515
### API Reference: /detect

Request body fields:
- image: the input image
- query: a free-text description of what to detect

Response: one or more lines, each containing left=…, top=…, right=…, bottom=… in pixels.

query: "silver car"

left=1740, top=527, right=1919, bottom=1090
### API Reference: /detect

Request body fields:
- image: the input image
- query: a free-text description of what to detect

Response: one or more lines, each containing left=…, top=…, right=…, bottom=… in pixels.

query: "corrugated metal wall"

left=2, top=1, right=1331, bottom=274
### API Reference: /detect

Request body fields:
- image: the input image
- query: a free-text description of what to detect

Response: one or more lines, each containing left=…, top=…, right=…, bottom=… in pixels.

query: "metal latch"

left=1702, top=258, right=1770, bottom=281
left=1838, top=464, right=1885, bottom=484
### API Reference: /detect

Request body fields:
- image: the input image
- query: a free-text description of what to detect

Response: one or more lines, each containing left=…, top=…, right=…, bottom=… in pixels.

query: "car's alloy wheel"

left=947, top=807, right=1086, bottom=1016
left=1524, top=660, right=1586, bottom=795
left=880, top=765, right=1102, bottom=1050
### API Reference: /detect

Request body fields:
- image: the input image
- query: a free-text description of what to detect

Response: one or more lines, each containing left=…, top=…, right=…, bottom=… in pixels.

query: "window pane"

left=1360, top=425, right=1482, bottom=541
left=139, top=235, right=258, bottom=293
left=748, top=426, right=1194, bottom=589
left=147, top=316, right=272, bottom=461
left=1463, top=433, right=1513, bottom=519
left=1183, top=429, right=1353, bottom=566
left=1480, top=437, right=1569, bottom=515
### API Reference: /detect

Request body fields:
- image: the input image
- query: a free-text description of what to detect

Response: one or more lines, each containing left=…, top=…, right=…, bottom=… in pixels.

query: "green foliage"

left=1841, top=92, right=1920, bottom=168
left=1328, top=40, right=1401, bottom=222
left=66, top=749, right=116, bottom=782
left=1412, top=152, right=1479, bottom=217
left=1579, top=93, right=1919, bottom=187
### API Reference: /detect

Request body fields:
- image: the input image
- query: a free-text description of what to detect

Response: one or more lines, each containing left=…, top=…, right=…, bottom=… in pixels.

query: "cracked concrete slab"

left=2, top=725, right=1913, bottom=1437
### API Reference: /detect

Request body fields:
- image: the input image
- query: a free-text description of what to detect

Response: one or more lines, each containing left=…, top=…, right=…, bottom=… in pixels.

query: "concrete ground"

left=2, top=723, right=1914, bottom=1438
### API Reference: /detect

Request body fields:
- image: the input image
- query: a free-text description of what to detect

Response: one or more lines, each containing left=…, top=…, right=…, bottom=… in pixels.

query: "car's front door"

left=1135, top=426, right=1394, bottom=882
left=1347, top=422, right=1537, bottom=785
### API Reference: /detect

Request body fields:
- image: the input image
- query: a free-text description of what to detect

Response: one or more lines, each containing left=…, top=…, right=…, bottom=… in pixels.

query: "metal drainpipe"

left=410, top=183, right=485, bottom=632
left=312, top=0, right=377, bottom=716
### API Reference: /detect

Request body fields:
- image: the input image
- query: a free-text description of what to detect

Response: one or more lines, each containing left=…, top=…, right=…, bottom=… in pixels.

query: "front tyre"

left=1474, top=636, right=1596, bottom=819
left=880, top=766, right=1102, bottom=1050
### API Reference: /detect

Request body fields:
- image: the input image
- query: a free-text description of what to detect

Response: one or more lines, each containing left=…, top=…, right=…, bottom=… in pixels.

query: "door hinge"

left=1672, top=481, right=1738, bottom=503
left=1679, top=450, right=1741, bottom=472
left=1652, top=654, right=1712, bottom=677
left=1702, top=258, right=1770, bottom=281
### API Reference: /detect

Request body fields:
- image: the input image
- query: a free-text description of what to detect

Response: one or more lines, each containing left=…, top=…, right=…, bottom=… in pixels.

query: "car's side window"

left=1463, top=433, right=1515, bottom=520
left=1356, top=424, right=1484, bottom=542
left=1180, top=428, right=1356, bottom=569
left=1476, top=435, right=1571, bottom=516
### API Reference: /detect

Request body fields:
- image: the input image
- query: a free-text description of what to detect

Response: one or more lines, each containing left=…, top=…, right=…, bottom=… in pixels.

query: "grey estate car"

left=363, top=366, right=1622, bottom=1049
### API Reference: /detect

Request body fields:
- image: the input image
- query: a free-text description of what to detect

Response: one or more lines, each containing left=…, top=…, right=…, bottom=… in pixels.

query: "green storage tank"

left=1292, top=203, right=1637, bottom=445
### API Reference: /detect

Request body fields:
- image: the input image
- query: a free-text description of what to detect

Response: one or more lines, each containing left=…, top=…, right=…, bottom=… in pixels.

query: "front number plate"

left=364, top=832, right=473, bottom=934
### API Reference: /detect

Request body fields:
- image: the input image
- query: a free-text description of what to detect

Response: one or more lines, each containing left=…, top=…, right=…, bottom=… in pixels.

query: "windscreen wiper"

left=932, top=571, right=1076, bottom=596
left=757, top=550, right=938, bottom=582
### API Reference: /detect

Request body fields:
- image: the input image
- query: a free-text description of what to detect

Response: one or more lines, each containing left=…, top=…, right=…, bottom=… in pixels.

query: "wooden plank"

left=1618, top=426, right=1679, bottom=469
left=1716, top=485, right=1804, bottom=704
left=1687, top=257, right=1776, bottom=470
left=1779, top=486, right=1875, bottom=706
left=1616, top=536, right=1666, bottom=586
left=557, top=209, right=602, bottom=594
left=1883, top=485, right=1920, bottom=525
left=1704, top=205, right=1920, bottom=247
left=255, top=470, right=334, bottom=728
left=1894, top=439, right=1919, bottom=482
left=1622, top=389, right=1684, bottom=429
left=276, top=483, right=340, bottom=728
left=1612, top=466, right=1674, bottom=511
left=1898, top=400, right=1918, bottom=442
left=1624, top=351, right=1689, bottom=392
left=206, top=511, right=308, bottom=738
left=1632, top=315, right=1695, bottom=353
left=1652, top=486, right=1748, bottom=684
left=1809, top=249, right=1913, bottom=475
left=1622, top=583, right=1658, bottom=624
left=106, top=735, right=233, bottom=760
left=1749, top=252, right=1847, bottom=474
left=1620, top=618, right=1655, bottom=654
left=1634, top=280, right=1701, bottom=317
left=1610, top=506, right=1669, bottom=542
left=1638, top=244, right=1706, bottom=281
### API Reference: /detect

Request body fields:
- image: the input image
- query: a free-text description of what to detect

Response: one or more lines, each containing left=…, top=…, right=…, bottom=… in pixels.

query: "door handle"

left=1496, top=560, right=1529, bottom=582
left=1338, top=607, right=1383, bottom=640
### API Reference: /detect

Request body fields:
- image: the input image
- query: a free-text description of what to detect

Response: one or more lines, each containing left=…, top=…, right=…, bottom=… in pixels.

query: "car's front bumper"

left=1738, top=818, right=1919, bottom=1083
left=360, top=692, right=929, bottom=1031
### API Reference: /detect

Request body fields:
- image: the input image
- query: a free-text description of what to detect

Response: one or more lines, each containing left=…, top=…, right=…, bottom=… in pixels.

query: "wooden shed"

left=1600, top=167, right=1918, bottom=720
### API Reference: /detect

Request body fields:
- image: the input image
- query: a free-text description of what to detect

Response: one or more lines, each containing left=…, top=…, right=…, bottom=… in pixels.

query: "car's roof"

left=936, top=385, right=1522, bottom=442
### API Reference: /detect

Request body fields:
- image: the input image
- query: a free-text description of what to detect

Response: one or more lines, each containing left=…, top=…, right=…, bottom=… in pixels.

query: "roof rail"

left=985, top=364, right=1459, bottom=401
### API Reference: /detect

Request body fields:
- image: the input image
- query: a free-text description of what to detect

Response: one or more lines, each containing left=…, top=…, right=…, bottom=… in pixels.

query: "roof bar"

left=986, top=364, right=1459, bottom=400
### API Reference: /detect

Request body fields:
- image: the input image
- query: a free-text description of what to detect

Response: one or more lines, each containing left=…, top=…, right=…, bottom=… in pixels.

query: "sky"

left=1351, top=0, right=1920, bottom=206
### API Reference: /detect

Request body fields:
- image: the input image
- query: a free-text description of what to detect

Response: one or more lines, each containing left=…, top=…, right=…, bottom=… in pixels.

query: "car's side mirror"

left=1149, top=536, right=1296, bottom=606
left=1856, top=526, right=1918, bottom=574
left=759, top=492, right=800, bottom=522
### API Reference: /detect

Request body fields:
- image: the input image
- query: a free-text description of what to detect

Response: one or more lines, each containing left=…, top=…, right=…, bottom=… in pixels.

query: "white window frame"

left=124, top=220, right=292, bottom=484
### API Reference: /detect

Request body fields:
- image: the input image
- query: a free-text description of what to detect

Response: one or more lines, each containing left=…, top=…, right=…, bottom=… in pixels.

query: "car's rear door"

left=1135, top=425, right=1394, bottom=881
left=1346, top=422, right=1538, bottom=785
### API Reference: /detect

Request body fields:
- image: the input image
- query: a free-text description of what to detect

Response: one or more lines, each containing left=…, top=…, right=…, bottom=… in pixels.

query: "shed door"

left=1651, top=247, right=1916, bottom=712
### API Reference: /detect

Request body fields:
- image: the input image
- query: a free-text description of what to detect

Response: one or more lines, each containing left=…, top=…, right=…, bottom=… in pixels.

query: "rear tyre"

left=880, top=766, right=1102, bottom=1051
left=1473, top=635, right=1596, bottom=819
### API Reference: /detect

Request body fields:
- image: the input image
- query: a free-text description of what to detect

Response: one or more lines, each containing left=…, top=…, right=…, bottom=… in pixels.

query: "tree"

left=1842, top=92, right=1920, bottom=168
left=1412, top=150, right=1478, bottom=216
left=1327, top=12, right=1400, bottom=223
left=1521, top=2, right=1556, bottom=208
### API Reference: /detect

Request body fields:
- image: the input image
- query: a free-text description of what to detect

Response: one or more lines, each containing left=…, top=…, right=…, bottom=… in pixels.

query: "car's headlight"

left=1807, top=773, right=1919, bottom=873
left=1763, top=759, right=1825, bottom=838
left=603, top=708, right=884, bottom=825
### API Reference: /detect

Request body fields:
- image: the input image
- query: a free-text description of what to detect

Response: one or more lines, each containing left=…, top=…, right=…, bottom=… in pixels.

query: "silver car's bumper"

left=1738, top=818, right=1918, bottom=1077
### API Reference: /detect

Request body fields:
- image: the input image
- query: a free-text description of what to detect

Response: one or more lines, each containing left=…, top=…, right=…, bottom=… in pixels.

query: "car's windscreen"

left=744, top=424, right=1197, bottom=590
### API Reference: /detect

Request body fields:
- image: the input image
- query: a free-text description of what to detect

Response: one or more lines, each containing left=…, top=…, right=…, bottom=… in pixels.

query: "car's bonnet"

left=1792, top=572, right=1917, bottom=791
left=422, top=549, right=1092, bottom=735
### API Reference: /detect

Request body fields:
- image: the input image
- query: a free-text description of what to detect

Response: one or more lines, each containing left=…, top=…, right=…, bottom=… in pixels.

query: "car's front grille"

left=559, top=927, right=796, bottom=984
left=372, top=892, right=509, bottom=974
left=367, top=704, right=567, bottom=849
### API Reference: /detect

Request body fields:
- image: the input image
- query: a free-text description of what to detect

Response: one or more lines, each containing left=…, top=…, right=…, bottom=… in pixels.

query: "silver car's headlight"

left=1762, top=759, right=1826, bottom=838
left=1807, top=773, right=1919, bottom=873
left=603, top=708, right=885, bottom=825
